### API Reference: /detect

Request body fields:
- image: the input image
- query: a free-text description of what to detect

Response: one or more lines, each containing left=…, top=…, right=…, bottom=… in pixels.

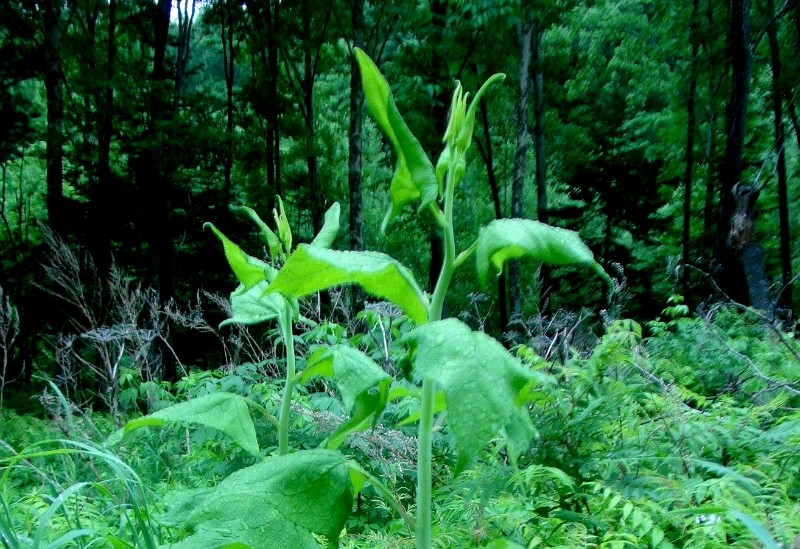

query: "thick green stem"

left=277, top=304, right=296, bottom=455
left=417, top=166, right=459, bottom=549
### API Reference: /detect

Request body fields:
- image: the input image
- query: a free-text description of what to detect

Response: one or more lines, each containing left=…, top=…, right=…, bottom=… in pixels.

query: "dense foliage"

left=1, top=0, right=800, bottom=547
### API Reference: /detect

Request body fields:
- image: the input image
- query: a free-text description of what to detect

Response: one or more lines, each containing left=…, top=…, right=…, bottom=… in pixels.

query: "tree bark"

left=174, top=0, right=197, bottom=112
left=713, top=0, right=769, bottom=311
left=767, top=0, right=792, bottom=311
left=477, top=98, right=508, bottom=332
left=221, top=0, right=236, bottom=203
left=532, top=18, right=550, bottom=312
left=509, top=8, right=533, bottom=318
left=682, top=0, right=700, bottom=297
left=43, top=0, right=64, bottom=234
left=302, top=0, right=324, bottom=235
left=145, top=0, right=174, bottom=300
left=348, top=0, right=365, bottom=312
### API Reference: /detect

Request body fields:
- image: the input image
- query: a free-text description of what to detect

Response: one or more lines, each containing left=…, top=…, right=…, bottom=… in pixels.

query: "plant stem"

left=417, top=165, right=459, bottom=549
left=277, top=303, right=296, bottom=455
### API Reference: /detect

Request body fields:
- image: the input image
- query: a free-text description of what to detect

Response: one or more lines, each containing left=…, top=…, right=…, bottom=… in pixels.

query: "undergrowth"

left=1, top=300, right=799, bottom=548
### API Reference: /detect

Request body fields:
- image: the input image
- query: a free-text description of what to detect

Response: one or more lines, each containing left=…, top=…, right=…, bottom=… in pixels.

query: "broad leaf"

left=219, top=281, right=293, bottom=328
left=108, top=393, right=259, bottom=458
left=407, top=318, right=541, bottom=471
left=205, top=223, right=276, bottom=290
left=354, top=48, right=437, bottom=231
left=301, top=346, right=391, bottom=449
left=311, top=202, right=341, bottom=249
left=475, top=218, right=612, bottom=289
left=165, top=450, right=353, bottom=549
left=267, top=244, right=429, bottom=324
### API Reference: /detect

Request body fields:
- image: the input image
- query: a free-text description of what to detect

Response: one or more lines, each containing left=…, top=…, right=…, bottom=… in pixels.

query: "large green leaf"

left=354, top=48, right=437, bottom=231
left=301, top=346, right=391, bottom=449
left=108, top=393, right=259, bottom=458
left=311, top=202, right=341, bottom=249
left=475, top=218, right=612, bottom=289
left=407, top=318, right=542, bottom=471
left=205, top=223, right=276, bottom=290
left=218, top=281, right=295, bottom=328
left=164, top=450, right=353, bottom=549
left=267, top=244, right=429, bottom=324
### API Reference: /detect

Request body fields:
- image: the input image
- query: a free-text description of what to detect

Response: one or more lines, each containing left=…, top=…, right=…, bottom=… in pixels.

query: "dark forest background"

left=1, top=0, right=799, bottom=397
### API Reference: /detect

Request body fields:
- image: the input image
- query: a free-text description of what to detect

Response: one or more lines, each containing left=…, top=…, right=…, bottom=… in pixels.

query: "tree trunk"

left=265, top=0, right=281, bottom=214
left=174, top=0, right=196, bottom=112
left=477, top=98, right=508, bottom=332
left=303, top=0, right=323, bottom=235
left=43, top=0, right=64, bottom=234
left=221, top=0, right=236, bottom=203
left=714, top=0, right=768, bottom=310
left=146, top=0, right=174, bottom=300
left=509, top=8, right=533, bottom=318
left=348, top=0, right=365, bottom=313
left=682, top=0, right=700, bottom=297
left=767, top=0, right=792, bottom=311
left=93, top=0, right=116, bottom=276
left=532, top=18, right=550, bottom=312
left=702, top=0, right=720, bottom=256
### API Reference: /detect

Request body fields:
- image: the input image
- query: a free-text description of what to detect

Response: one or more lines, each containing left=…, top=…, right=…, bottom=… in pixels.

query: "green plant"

left=105, top=51, right=610, bottom=548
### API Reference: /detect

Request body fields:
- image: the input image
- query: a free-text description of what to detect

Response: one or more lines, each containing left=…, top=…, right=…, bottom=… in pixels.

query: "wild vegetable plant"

left=108, top=51, right=610, bottom=548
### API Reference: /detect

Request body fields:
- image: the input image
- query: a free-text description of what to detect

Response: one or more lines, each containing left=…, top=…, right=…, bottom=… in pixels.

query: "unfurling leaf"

left=301, top=345, right=391, bottom=449
left=165, top=450, right=353, bottom=549
left=234, top=206, right=283, bottom=262
left=354, top=48, right=437, bottom=231
left=406, top=318, right=546, bottom=471
left=205, top=223, right=276, bottom=290
left=267, top=244, right=429, bottom=324
left=311, top=202, right=341, bottom=249
left=475, top=218, right=612, bottom=290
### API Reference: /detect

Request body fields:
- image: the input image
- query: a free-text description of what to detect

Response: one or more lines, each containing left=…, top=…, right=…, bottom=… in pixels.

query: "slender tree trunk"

left=714, top=0, right=768, bottom=311
left=302, top=0, right=323, bottom=235
left=174, top=0, right=196, bottom=112
left=93, top=0, right=116, bottom=276
left=767, top=0, right=792, bottom=310
left=477, top=98, right=509, bottom=332
left=703, top=0, right=720, bottom=256
left=265, top=0, right=281, bottom=214
left=348, top=0, right=365, bottom=312
left=146, top=0, right=174, bottom=300
left=43, top=0, right=64, bottom=234
left=532, top=19, right=550, bottom=312
left=509, top=8, right=533, bottom=318
left=682, top=0, right=700, bottom=297
left=221, top=0, right=236, bottom=202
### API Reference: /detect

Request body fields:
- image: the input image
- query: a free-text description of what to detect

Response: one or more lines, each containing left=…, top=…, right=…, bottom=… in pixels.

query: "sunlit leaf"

left=267, top=244, right=429, bottom=324
left=475, top=218, right=612, bottom=289
left=165, top=450, right=353, bottom=549
left=354, top=48, right=437, bottom=231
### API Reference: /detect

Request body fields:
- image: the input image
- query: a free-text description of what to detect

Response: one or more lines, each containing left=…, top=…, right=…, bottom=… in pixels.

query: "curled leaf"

left=475, top=218, right=612, bottom=290
left=354, top=48, right=437, bottom=231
